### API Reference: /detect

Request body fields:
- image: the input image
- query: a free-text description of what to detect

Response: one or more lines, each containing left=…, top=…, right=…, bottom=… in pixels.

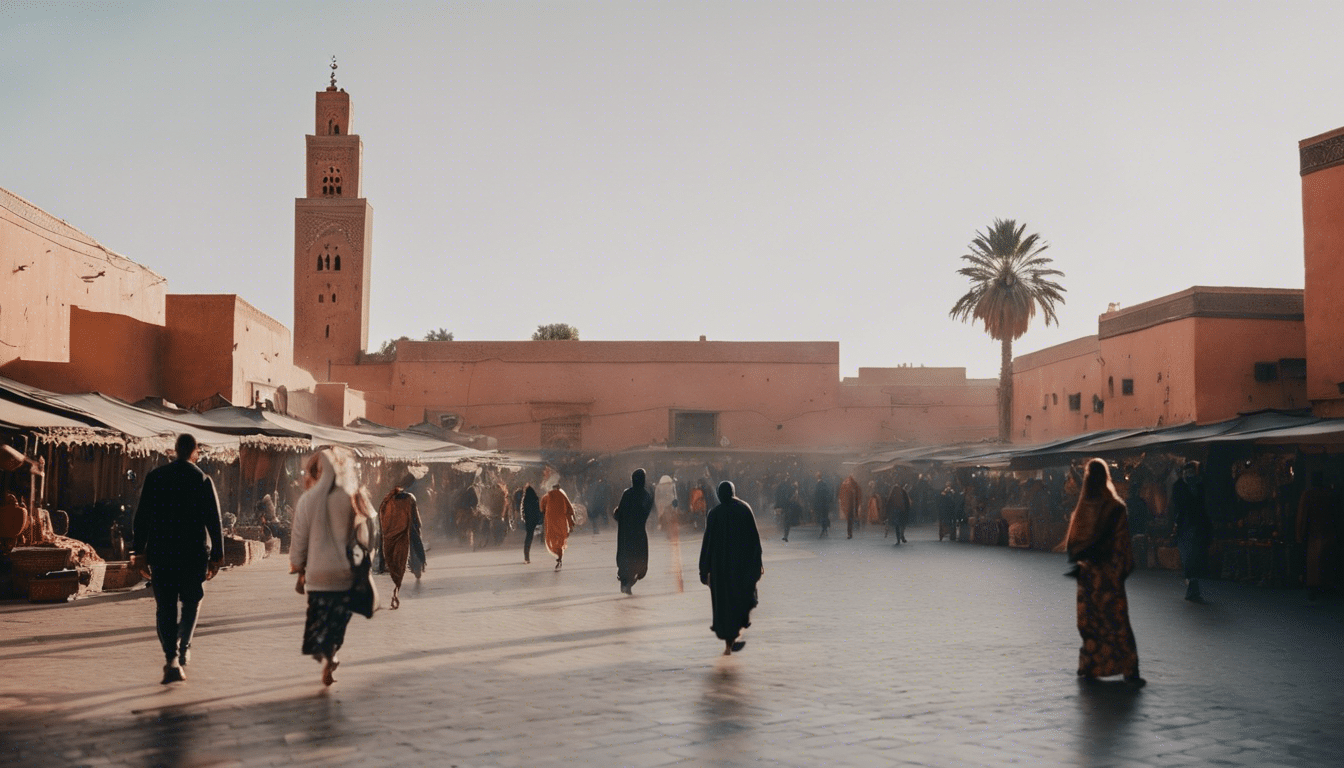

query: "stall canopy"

left=0, top=375, right=496, bottom=463
left=855, top=410, right=1342, bottom=472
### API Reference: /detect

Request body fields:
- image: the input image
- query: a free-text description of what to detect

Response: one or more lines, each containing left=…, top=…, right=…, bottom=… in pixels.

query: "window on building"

left=333, top=124, right=340, bottom=135
left=322, top=167, right=343, bottom=197
left=318, top=294, right=324, bottom=303
left=671, top=411, right=718, bottom=447
left=1108, top=377, right=1114, bottom=397
left=1052, top=393, right=1059, bottom=406
left=1122, top=378, right=1134, bottom=396
left=1092, top=394, right=1105, bottom=414
left=540, top=418, right=582, bottom=450
left=1043, top=394, right=1049, bottom=410
left=331, top=293, right=336, bottom=303
left=324, top=325, right=329, bottom=338
left=316, top=255, right=324, bottom=271
left=333, top=254, right=341, bottom=271
left=1068, top=393, right=1081, bottom=411
left=1254, top=362, right=1278, bottom=383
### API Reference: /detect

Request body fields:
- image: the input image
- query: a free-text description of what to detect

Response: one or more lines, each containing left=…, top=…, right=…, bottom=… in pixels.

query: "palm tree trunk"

left=999, top=337, right=1013, bottom=442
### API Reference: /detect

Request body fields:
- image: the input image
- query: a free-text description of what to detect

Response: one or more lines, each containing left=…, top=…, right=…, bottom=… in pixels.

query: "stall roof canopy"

left=857, top=410, right=1342, bottom=472
left=0, top=375, right=496, bottom=463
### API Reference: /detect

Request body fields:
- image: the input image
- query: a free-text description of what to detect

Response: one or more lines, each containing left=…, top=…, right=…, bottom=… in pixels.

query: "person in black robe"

left=699, top=481, right=763, bottom=656
left=1171, top=462, right=1210, bottom=601
left=614, top=468, right=654, bottom=594
left=520, top=485, right=542, bottom=564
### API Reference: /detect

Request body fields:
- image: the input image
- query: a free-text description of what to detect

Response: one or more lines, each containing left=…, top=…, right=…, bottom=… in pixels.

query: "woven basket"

left=1235, top=472, right=1272, bottom=503
left=9, top=546, right=74, bottom=575
left=28, top=571, right=79, bottom=602
left=101, top=562, right=141, bottom=590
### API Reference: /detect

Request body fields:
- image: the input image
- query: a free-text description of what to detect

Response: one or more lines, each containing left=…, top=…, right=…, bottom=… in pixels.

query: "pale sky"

left=2, top=1, right=1338, bottom=378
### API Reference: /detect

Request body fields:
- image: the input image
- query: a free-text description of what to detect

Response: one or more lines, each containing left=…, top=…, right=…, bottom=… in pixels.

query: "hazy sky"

left=3, top=1, right=1339, bottom=378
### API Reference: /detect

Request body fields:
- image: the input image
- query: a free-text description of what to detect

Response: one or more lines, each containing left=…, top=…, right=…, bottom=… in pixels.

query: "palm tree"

left=949, top=219, right=1065, bottom=442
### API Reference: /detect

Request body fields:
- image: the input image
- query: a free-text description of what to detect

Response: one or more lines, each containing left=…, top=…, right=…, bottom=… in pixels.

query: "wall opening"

left=333, top=254, right=341, bottom=271
left=325, top=325, right=329, bottom=338
left=1122, top=378, right=1134, bottom=396
left=1068, top=393, right=1081, bottom=411
left=671, top=411, right=719, bottom=447
left=318, top=294, right=324, bottom=303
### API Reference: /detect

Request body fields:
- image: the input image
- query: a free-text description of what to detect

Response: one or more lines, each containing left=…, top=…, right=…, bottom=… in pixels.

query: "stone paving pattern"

left=1, top=522, right=1342, bottom=767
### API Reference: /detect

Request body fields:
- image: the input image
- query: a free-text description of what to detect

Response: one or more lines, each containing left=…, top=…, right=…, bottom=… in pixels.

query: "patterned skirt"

left=303, top=591, right=353, bottom=658
left=1075, top=562, right=1139, bottom=678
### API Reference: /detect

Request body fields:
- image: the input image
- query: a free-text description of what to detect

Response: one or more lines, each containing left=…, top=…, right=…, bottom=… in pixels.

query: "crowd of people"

left=129, top=432, right=1343, bottom=690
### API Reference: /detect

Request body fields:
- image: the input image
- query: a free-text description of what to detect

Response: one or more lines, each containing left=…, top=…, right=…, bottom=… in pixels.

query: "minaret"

left=294, top=57, right=373, bottom=379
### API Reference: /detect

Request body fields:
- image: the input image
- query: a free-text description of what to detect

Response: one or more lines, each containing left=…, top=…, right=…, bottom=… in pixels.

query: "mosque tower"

left=294, top=58, right=373, bottom=379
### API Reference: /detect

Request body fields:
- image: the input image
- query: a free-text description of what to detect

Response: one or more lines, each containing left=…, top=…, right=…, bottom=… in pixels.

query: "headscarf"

left=717, top=481, right=735, bottom=503
left=1065, top=459, right=1125, bottom=562
left=300, top=447, right=375, bottom=529
left=631, top=468, right=646, bottom=488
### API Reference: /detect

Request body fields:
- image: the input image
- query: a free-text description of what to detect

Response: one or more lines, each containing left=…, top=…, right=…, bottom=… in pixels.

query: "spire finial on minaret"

left=328, top=56, right=338, bottom=90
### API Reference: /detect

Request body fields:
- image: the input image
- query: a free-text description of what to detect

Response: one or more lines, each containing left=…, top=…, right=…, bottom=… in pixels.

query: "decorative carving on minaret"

left=1301, top=134, right=1344, bottom=176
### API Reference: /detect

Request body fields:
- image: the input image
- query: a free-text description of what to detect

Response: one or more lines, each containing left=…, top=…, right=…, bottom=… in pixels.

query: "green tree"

left=424, top=328, right=454, bottom=341
left=532, top=323, right=579, bottom=340
left=949, top=218, right=1065, bottom=442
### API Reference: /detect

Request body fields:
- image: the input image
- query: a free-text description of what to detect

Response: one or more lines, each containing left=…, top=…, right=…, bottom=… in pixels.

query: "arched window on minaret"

left=333, top=124, right=340, bottom=135
left=332, top=293, right=337, bottom=303
left=318, top=294, right=324, bottom=303
left=316, top=255, right=324, bottom=271
left=325, top=254, right=331, bottom=270
left=333, top=254, right=341, bottom=271
left=325, top=325, right=330, bottom=338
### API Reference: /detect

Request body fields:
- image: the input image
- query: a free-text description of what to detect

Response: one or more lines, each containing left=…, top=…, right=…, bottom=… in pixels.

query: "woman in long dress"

left=290, top=447, right=375, bottom=686
left=1065, top=458, right=1143, bottom=685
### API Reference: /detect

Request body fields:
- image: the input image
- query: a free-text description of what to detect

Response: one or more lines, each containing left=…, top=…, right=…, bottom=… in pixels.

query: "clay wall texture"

left=0, top=188, right=165, bottom=367
left=1300, top=126, right=1344, bottom=417
left=1011, top=288, right=1306, bottom=442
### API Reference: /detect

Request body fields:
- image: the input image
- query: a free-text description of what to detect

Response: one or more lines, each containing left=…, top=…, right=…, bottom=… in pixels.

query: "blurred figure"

left=132, top=433, right=223, bottom=684
left=655, top=475, right=678, bottom=532
left=588, top=476, right=612, bottom=535
left=1297, top=472, right=1338, bottom=600
left=378, top=473, right=423, bottom=609
left=839, top=475, right=861, bottom=539
left=812, top=472, right=831, bottom=538
left=699, top=481, right=763, bottom=656
left=614, top=468, right=654, bottom=594
left=1171, top=462, right=1210, bottom=601
left=886, top=482, right=911, bottom=544
left=520, top=485, right=542, bottom=564
left=937, top=483, right=958, bottom=541
left=542, top=484, right=576, bottom=570
left=1066, top=459, right=1143, bottom=686
left=290, top=447, right=376, bottom=686
left=864, top=480, right=883, bottom=526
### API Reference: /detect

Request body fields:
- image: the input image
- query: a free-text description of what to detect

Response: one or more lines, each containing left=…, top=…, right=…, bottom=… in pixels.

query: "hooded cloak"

left=615, top=469, right=654, bottom=586
left=699, top=482, right=763, bottom=642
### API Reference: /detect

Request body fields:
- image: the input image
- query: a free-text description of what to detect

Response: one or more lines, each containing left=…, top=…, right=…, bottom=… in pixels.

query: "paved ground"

left=1, top=519, right=1342, bottom=768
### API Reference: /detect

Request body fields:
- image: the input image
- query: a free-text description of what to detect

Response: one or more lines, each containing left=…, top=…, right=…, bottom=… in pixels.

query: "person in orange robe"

left=839, top=475, right=862, bottom=539
left=542, top=485, right=576, bottom=570
left=864, top=480, right=884, bottom=526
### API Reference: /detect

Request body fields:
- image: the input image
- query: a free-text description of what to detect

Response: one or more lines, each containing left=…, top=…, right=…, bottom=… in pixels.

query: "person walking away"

left=839, top=475, right=861, bottom=539
left=699, top=481, right=763, bottom=656
left=1066, top=459, right=1143, bottom=686
left=936, top=483, right=957, bottom=541
left=773, top=476, right=793, bottom=541
left=290, top=446, right=376, bottom=686
left=614, top=468, right=654, bottom=594
left=655, top=475, right=678, bottom=533
left=886, top=482, right=911, bottom=544
left=588, top=477, right=612, bottom=535
left=542, top=484, right=576, bottom=570
left=1297, top=472, right=1338, bottom=600
left=813, top=472, right=831, bottom=537
left=378, top=473, right=422, bottom=609
left=132, top=433, right=224, bottom=684
left=864, top=480, right=883, bottom=526
left=1170, top=462, right=1211, bottom=601
left=520, top=485, right=542, bottom=564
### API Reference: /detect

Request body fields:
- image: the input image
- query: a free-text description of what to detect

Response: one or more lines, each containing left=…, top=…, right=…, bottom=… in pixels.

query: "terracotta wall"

left=1191, top=317, right=1306, bottom=420
left=0, top=307, right=162, bottom=402
left=1095, top=320, right=1199, bottom=430
left=162, top=295, right=237, bottom=408
left=1012, top=335, right=1104, bottom=443
left=0, top=188, right=165, bottom=367
left=1300, top=128, right=1344, bottom=416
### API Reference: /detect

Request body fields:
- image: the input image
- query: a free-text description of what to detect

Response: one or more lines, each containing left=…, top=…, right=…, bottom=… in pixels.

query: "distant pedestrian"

left=886, top=482, right=911, bottom=544
left=542, top=485, right=576, bottom=570
left=1171, top=462, right=1211, bottom=601
left=290, top=447, right=377, bottom=686
left=378, top=473, right=423, bottom=609
left=813, top=472, right=831, bottom=537
left=1065, top=459, right=1143, bottom=686
left=936, top=483, right=957, bottom=541
left=839, top=475, right=861, bottom=539
left=774, top=477, right=796, bottom=542
left=1297, top=472, right=1338, bottom=600
left=588, top=477, right=612, bottom=535
left=655, top=475, right=678, bottom=533
left=614, top=468, right=654, bottom=594
left=520, top=485, right=542, bottom=564
left=698, top=481, right=763, bottom=656
left=132, top=433, right=224, bottom=684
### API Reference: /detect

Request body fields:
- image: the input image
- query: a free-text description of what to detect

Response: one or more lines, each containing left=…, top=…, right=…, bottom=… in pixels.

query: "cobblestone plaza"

left=2, top=524, right=1342, bottom=767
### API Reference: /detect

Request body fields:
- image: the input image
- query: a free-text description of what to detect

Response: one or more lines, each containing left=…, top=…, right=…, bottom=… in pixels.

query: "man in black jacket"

left=132, top=433, right=223, bottom=684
